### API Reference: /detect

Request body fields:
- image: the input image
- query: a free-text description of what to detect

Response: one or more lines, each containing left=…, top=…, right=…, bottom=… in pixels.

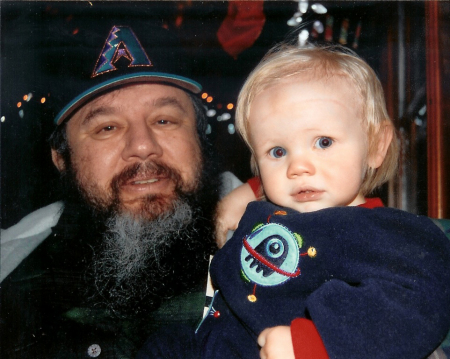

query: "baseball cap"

left=41, top=17, right=201, bottom=125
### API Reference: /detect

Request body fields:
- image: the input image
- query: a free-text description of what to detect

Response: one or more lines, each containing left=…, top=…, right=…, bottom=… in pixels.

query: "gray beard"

left=59, top=153, right=218, bottom=315
left=97, top=199, right=193, bottom=284
left=89, top=198, right=199, bottom=315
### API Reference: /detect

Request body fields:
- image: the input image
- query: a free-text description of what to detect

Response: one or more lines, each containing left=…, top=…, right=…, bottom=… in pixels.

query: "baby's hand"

left=215, top=182, right=257, bottom=248
left=258, top=326, right=295, bottom=359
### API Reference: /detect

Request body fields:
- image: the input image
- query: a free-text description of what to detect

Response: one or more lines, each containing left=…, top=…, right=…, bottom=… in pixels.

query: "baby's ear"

left=368, top=121, right=394, bottom=169
left=51, top=148, right=66, bottom=172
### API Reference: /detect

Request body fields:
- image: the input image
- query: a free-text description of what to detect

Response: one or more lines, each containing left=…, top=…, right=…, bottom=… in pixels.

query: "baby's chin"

left=272, top=200, right=329, bottom=214
left=274, top=194, right=366, bottom=213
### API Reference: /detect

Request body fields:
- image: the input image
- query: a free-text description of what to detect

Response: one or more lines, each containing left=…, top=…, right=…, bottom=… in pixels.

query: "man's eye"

left=157, top=119, right=171, bottom=125
left=95, top=125, right=116, bottom=134
left=315, top=137, right=333, bottom=149
left=269, top=147, right=287, bottom=158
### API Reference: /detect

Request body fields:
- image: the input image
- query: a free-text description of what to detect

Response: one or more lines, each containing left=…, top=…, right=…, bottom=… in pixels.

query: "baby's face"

left=248, top=75, right=368, bottom=213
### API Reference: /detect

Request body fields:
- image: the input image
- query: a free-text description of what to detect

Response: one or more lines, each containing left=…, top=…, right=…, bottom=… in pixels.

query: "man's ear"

left=51, top=148, right=66, bottom=172
left=368, top=122, right=394, bottom=169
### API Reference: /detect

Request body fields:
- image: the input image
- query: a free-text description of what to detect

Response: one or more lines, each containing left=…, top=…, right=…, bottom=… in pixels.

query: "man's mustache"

left=111, top=161, right=182, bottom=191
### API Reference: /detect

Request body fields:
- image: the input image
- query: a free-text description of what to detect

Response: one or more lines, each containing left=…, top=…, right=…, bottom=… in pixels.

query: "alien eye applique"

left=240, top=211, right=316, bottom=302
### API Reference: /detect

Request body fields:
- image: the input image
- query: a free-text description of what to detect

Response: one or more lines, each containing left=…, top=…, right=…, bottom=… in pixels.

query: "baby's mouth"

left=292, top=189, right=324, bottom=202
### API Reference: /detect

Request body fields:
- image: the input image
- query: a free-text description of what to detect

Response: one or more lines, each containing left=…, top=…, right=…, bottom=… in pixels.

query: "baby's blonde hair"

left=235, top=43, right=399, bottom=196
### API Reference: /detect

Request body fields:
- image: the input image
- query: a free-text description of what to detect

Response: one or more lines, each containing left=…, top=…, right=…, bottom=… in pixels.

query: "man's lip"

left=120, top=177, right=172, bottom=196
left=131, top=178, right=159, bottom=185
left=123, top=176, right=168, bottom=186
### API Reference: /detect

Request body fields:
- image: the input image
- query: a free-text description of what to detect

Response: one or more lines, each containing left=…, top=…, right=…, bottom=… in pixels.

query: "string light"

left=287, top=1, right=328, bottom=40
left=206, top=109, right=217, bottom=117
left=199, top=90, right=237, bottom=134
left=221, top=113, right=231, bottom=121
left=287, top=18, right=296, bottom=26
left=298, top=0, right=308, bottom=14
left=298, top=30, right=309, bottom=47
left=313, top=20, right=324, bottom=34
left=418, top=105, right=427, bottom=116
left=311, top=3, right=327, bottom=14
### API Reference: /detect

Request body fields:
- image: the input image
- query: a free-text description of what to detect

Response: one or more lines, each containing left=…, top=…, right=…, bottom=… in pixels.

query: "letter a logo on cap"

left=92, top=26, right=152, bottom=78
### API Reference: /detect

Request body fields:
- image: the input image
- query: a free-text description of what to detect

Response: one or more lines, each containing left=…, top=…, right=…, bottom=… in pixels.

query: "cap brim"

left=54, top=72, right=202, bottom=125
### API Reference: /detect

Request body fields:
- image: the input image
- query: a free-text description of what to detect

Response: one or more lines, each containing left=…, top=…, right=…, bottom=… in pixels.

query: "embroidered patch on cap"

left=92, top=26, right=152, bottom=78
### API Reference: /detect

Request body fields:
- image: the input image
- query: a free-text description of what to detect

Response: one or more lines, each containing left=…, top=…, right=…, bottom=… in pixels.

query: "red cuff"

left=291, top=318, right=329, bottom=359
left=247, top=176, right=262, bottom=199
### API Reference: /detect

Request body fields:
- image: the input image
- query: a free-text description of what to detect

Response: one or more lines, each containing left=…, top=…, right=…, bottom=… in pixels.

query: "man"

left=1, top=18, right=239, bottom=359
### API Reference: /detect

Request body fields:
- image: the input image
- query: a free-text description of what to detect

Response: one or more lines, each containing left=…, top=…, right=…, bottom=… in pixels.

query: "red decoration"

left=217, top=1, right=266, bottom=59
left=325, top=15, right=334, bottom=42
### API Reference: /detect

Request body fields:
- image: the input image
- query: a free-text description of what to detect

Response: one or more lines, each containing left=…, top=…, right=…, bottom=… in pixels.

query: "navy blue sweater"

left=195, top=201, right=450, bottom=358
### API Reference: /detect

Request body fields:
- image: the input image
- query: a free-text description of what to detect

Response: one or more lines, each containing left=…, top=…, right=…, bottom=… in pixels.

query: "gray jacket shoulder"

left=1, top=201, right=64, bottom=282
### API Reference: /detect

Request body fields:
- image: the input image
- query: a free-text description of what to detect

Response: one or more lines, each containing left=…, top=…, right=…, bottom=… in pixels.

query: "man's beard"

left=90, top=196, right=210, bottom=316
left=60, top=156, right=219, bottom=316
left=77, top=160, right=199, bottom=221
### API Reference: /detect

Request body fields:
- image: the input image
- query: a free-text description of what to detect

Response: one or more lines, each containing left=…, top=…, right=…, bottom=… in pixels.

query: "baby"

left=138, top=44, right=450, bottom=359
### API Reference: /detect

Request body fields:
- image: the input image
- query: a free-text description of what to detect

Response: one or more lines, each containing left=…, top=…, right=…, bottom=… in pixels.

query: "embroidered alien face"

left=241, top=223, right=301, bottom=286
left=246, top=235, right=289, bottom=277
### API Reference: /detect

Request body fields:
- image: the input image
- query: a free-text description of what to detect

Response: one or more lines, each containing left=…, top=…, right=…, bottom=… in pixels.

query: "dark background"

left=1, top=1, right=416, bottom=228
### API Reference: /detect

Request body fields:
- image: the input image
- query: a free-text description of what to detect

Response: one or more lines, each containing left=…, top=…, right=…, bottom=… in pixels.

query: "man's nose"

left=286, top=154, right=315, bottom=178
left=122, top=123, right=163, bottom=161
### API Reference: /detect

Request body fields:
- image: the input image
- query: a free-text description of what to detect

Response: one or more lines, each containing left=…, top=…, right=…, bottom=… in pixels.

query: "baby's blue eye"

left=269, top=147, right=287, bottom=158
left=315, top=137, right=333, bottom=149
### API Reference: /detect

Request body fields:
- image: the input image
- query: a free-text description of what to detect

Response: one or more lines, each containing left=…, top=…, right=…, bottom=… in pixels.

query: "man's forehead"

left=88, top=83, right=191, bottom=106
left=70, top=83, right=194, bottom=123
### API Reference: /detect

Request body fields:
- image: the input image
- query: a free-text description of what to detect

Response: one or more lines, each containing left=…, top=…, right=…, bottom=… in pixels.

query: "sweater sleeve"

left=302, top=211, right=450, bottom=359
left=291, top=318, right=329, bottom=359
left=247, top=177, right=262, bottom=198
